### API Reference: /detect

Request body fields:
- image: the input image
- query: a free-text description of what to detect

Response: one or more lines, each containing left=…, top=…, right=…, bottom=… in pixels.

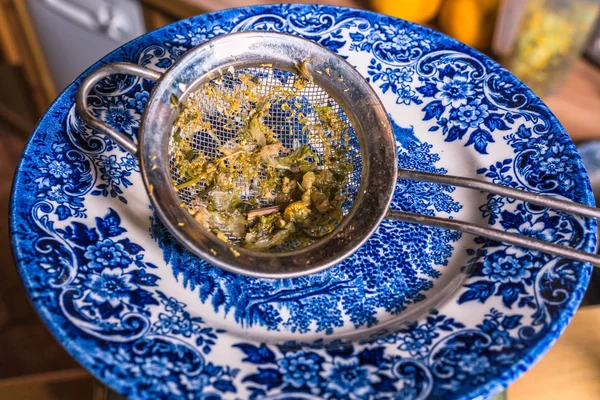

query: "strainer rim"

left=139, top=31, right=398, bottom=278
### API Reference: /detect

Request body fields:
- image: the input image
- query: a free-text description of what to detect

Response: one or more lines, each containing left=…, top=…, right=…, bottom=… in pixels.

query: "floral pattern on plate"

left=10, top=4, right=596, bottom=400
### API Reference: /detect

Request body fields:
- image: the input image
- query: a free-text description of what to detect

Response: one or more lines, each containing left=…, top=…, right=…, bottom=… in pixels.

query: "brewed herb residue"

left=170, top=66, right=352, bottom=251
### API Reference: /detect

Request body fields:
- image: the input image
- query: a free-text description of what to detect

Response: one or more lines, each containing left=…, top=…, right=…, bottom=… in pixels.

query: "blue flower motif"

left=482, top=256, right=531, bottom=283
left=84, top=238, right=132, bottom=269
left=172, top=26, right=224, bottom=47
left=396, top=67, right=413, bottom=83
left=539, top=154, right=573, bottom=176
left=46, top=160, right=73, bottom=179
left=155, top=58, right=172, bottom=69
left=34, top=177, right=51, bottom=189
left=368, top=64, right=419, bottom=100
left=480, top=197, right=504, bottom=221
left=167, top=45, right=188, bottom=59
left=97, top=154, right=132, bottom=187
left=520, top=222, right=554, bottom=242
left=96, top=102, right=140, bottom=137
left=154, top=313, right=180, bottom=335
left=289, top=9, right=325, bottom=29
left=120, top=153, right=139, bottom=172
left=490, top=329, right=512, bottom=347
left=276, top=351, right=323, bottom=387
left=396, top=83, right=416, bottom=105
left=435, top=73, right=475, bottom=108
left=129, top=355, right=187, bottom=398
left=176, top=317, right=194, bottom=337
left=389, top=33, right=414, bottom=53
left=525, top=136, right=548, bottom=154
left=46, top=185, right=70, bottom=204
left=162, top=296, right=186, bottom=313
left=180, top=374, right=208, bottom=392
left=508, top=221, right=557, bottom=247
left=98, top=346, right=131, bottom=366
left=153, top=296, right=200, bottom=338
left=379, top=25, right=429, bottom=56
left=383, top=67, right=413, bottom=84
left=549, top=142, right=566, bottom=155
left=398, top=327, right=436, bottom=357
left=83, top=268, right=138, bottom=307
left=457, top=353, right=491, bottom=377
left=136, top=355, right=174, bottom=377
left=324, top=357, right=377, bottom=398
left=455, top=99, right=489, bottom=129
left=98, top=154, right=121, bottom=178
left=126, top=91, right=149, bottom=113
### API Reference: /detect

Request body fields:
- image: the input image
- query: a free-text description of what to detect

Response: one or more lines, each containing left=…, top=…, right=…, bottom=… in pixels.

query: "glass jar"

left=504, top=0, right=599, bottom=97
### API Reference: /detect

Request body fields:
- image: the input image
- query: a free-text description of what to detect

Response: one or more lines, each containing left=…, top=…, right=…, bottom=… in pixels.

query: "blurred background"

left=1, top=0, right=600, bottom=399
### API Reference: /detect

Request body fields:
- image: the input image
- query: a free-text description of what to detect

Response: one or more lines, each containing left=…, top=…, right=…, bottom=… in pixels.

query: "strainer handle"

left=75, top=62, right=162, bottom=156
left=387, top=169, right=600, bottom=266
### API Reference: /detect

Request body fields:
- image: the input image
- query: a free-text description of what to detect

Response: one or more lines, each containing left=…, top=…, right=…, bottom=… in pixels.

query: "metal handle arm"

left=389, top=169, right=600, bottom=266
left=399, top=169, right=600, bottom=219
left=75, top=62, right=162, bottom=156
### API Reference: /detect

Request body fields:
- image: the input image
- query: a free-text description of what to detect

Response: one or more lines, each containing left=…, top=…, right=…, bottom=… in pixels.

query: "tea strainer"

left=76, top=31, right=600, bottom=279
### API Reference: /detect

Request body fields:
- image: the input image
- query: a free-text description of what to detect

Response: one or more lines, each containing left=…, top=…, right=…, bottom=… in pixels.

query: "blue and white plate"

left=10, top=5, right=597, bottom=399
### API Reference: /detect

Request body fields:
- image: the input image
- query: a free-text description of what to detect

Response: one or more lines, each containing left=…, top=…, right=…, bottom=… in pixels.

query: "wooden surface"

left=0, top=63, right=37, bottom=135
left=0, top=0, right=21, bottom=65
left=0, top=369, right=92, bottom=400
left=508, top=305, right=600, bottom=399
left=0, top=0, right=56, bottom=117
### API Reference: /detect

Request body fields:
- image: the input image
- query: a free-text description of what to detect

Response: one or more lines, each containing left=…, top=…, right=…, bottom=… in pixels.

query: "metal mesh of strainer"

left=168, top=66, right=363, bottom=249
